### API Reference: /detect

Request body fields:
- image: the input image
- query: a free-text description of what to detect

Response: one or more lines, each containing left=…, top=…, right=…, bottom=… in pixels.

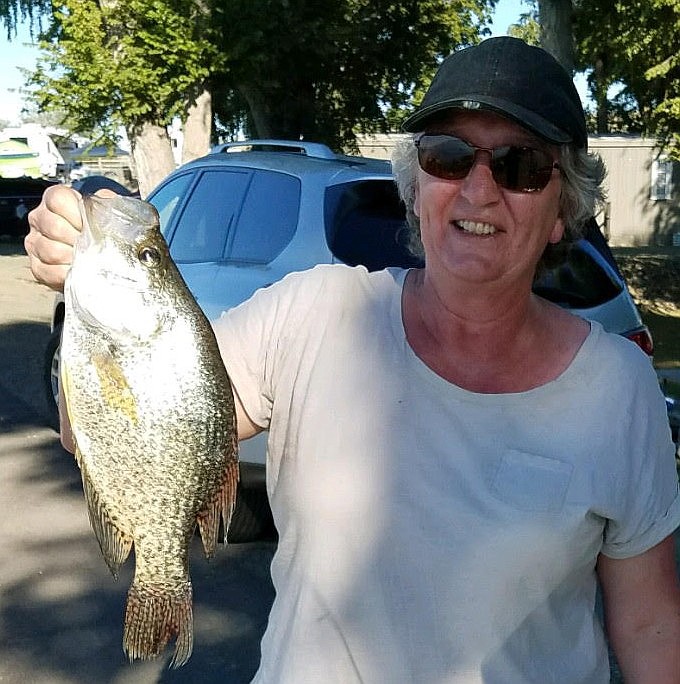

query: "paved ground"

left=0, top=241, right=56, bottom=426
left=0, top=241, right=275, bottom=683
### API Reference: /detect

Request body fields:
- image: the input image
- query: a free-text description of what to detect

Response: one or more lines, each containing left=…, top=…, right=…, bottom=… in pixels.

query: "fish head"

left=67, top=194, right=176, bottom=339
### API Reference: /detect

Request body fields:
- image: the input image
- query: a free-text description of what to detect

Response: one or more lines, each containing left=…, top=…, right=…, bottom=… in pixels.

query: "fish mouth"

left=79, top=195, right=159, bottom=247
left=454, top=219, right=497, bottom=236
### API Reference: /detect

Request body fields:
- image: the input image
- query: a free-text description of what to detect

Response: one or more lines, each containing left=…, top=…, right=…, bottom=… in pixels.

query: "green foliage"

left=211, top=0, right=493, bottom=150
left=4, top=0, right=493, bottom=152
left=573, top=0, right=680, bottom=157
left=27, top=0, right=221, bottom=144
left=506, top=1, right=540, bottom=45
left=1, top=0, right=678, bottom=158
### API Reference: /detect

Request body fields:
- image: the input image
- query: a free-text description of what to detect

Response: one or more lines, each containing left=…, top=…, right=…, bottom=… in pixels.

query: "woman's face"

left=414, top=109, right=564, bottom=293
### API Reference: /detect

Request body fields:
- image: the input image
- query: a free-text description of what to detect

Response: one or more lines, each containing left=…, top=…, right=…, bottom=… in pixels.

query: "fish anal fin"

left=77, top=451, right=132, bottom=578
left=123, top=579, right=193, bottom=668
left=196, top=456, right=239, bottom=557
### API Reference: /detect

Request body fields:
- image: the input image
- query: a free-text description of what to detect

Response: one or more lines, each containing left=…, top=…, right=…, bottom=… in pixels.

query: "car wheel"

left=227, top=482, right=276, bottom=544
left=43, top=324, right=62, bottom=431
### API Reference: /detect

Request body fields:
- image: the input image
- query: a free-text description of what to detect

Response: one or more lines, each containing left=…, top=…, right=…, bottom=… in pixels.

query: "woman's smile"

left=453, top=219, right=498, bottom=236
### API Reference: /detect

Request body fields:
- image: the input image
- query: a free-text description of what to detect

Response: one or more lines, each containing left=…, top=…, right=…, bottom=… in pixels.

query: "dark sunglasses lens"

left=491, top=147, right=555, bottom=192
left=417, top=135, right=557, bottom=192
left=417, top=136, right=476, bottom=180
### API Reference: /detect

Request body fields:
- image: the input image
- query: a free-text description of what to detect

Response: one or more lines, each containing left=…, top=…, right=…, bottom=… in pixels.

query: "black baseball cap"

left=402, top=37, right=588, bottom=149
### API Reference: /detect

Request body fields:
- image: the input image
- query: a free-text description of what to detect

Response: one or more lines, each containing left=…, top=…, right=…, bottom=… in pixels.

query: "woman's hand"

left=24, top=185, right=84, bottom=291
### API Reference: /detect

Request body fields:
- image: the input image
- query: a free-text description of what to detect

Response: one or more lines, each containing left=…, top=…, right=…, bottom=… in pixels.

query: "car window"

left=325, top=180, right=422, bottom=271
left=147, top=173, right=193, bottom=237
left=533, top=242, right=622, bottom=308
left=227, top=170, right=300, bottom=264
left=168, top=169, right=250, bottom=263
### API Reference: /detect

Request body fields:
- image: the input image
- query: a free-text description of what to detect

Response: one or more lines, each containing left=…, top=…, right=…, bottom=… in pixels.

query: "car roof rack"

left=210, top=139, right=337, bottom=160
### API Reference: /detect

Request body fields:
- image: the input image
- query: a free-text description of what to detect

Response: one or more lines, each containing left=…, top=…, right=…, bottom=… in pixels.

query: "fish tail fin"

left=77, top=450, right=132, bottom=578
left=123, top=579, right=193, bottom=668
left=196, top=456, right=239, bottom=556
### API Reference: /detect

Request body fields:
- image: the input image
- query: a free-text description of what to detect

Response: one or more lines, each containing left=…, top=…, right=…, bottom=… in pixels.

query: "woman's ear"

left=549, top=216, right=565, bottom=245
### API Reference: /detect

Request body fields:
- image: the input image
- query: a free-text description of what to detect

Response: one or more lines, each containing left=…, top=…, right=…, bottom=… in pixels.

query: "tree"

left=0, top=0, right=50, bottom=36
left=210, top=0, right=493, bottom=151
left=505, top=1, right=572, bottom=70
left=3, top=0, right=495, bottom=189
left=506, top=0, right=680, bottom=156
left=537, top=0, right=573, bottom=72
left=507, top=2, right=540, bottom=45
left=573, top=0, right=680, bottom=157
left=27, top=0, right=221, bottom=195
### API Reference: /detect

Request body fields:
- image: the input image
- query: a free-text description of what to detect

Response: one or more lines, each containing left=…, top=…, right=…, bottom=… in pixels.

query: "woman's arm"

left=597, top=534, right=680, bottom=683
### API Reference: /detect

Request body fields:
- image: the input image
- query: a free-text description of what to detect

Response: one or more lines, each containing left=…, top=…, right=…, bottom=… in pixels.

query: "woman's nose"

left=459, top=150, right=502, bottom=204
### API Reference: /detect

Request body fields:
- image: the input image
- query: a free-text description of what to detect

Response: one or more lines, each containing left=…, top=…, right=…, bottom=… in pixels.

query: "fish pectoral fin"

left=123, top=579, right=193, bottom=668
left=92, top=351, right=139, bottom=425
left=196, top=455, right=239, bottom=557
left=78, top=453, right=132, bottom=578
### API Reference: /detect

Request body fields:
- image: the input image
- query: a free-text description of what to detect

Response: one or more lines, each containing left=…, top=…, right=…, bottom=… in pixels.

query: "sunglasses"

left=414, top=133, right=561, bottom=193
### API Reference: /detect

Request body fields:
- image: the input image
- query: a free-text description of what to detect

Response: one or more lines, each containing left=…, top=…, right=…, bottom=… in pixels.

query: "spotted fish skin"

left=60, top=194, right=238, bottom=667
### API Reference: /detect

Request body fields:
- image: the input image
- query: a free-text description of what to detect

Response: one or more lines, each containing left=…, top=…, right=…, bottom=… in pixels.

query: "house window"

left=650, top=156, right=673, bottom=200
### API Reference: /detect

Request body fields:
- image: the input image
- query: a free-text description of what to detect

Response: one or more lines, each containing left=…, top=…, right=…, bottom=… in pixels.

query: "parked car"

left=69, top=174, right=140, bottom=198
left=44, top=139, right=654, bottom=541
left=0, top=176, right=60, bottom=238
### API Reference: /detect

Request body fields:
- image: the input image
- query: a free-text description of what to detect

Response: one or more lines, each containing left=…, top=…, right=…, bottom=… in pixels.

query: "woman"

left=26, top=37, right=680, bottom=683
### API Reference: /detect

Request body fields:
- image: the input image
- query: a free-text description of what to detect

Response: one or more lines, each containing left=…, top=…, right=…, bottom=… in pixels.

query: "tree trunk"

left=538, top=0, right=575, bottom=73
left=238, top=82, right=274, bottom=139
left=128, top=121, right=176, bottom=198
left=182, top=88, right=212, bottom=164
left=593, top=55, right=609, bottom=134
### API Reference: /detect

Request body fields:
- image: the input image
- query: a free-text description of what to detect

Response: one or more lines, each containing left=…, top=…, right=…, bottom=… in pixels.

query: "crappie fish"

left=60, top=194, right=239, bottom=667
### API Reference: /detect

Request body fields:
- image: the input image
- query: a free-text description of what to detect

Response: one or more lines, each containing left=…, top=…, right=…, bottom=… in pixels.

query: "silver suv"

left=44, top=139, right=653, bottom=540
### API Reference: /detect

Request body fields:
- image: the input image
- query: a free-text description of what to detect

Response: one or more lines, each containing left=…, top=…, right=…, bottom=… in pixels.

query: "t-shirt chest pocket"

left=490, top=449, right=573, bottom=513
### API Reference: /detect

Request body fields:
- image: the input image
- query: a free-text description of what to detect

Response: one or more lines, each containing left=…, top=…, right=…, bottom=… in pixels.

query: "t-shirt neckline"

left=387, top=268, right=599, bottom=402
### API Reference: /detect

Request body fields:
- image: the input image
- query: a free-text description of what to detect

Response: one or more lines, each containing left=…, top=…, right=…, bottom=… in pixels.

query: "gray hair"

left=391, top=135, right=607, bottom=268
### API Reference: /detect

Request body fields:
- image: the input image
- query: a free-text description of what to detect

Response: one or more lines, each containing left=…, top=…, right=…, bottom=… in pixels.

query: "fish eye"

left=138, top=246, right=162, bottom=268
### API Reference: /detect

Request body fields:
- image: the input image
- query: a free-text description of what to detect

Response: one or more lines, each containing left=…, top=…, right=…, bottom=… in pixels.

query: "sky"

left=0, top=0, right=562, bottom=128
left=0, top=18, right=41, bottom=125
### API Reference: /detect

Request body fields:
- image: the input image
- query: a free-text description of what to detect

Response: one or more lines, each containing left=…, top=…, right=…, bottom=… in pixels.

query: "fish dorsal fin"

left=196, top=442, right=239, bottom=557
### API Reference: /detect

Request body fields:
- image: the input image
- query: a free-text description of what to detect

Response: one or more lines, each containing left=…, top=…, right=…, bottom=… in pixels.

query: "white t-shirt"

left=213, top=264, right=680, bottom=684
